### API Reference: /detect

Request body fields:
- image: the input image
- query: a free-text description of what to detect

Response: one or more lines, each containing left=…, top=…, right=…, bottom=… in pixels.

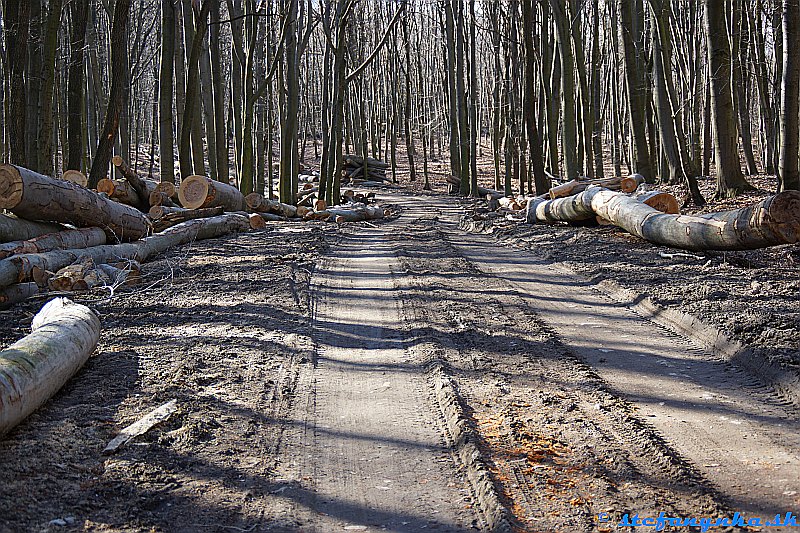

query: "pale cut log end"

left=314, top=199, right=327, bottom=212
left=97, top=178, right=116, bottom=196
left=178, top=175, right=211, bottom=209
left=643, top=193, right=680, bottom=215
left=111, top=155, right=124, bottom=167
left=245, top=192, right=264, bottom=210
left=0, top=165, right=23, bottom=210
left=154, top=181, right=176, bottom=198
left=62, top=170, right=89, bottom=188
left=249, top=213, right=267, bottom=230
left=768, top=191, right=800, bottom=243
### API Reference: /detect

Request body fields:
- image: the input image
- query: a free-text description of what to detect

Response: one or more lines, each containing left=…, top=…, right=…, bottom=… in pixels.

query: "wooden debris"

left=179, top=175, right=246, bottom=211
left=245, top=193, right=297, bottom=218
left=150, top=206, right=225, bottom=233
left=0, top=165, right=149, bottom=241
left=102, top=399, right=178, bottom=455
left=0, top=214, right=250, bottom=291
left=0, top=298, right=101, bottom=436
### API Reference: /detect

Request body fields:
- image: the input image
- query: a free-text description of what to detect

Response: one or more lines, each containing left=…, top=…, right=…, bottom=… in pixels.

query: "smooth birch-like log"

left=0, top=227, right=107, bottom=259
left=525, top=188, right=598, bottom=224
left=0, top=214, right=250, bottom=289
left=61, top=170, right=89, bottom=187
left=591, top=189, right=800, bottom=250
left=0, top=283, right=38, bottom=309
left=178, top=175, right=245, bottom=211
left=0, top=165, right=148, bottom=241
left=0, top=214, right=65, bottom=243
left=0, top=298, right=101, bottom=436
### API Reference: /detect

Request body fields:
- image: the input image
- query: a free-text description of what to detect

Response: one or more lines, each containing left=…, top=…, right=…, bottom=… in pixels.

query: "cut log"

left=0, top=165, right=148, bottom=241
left=110, top=156, right=159, bottom=211
left=0, top=227, right=107, bottom=260
left=61, top=170, right=88, bottom=187
left=178, top=175, right=245, bottom=211
left=249, top=213, right=267, bottom=230
left=0, top=282, right=38, bottom=309
left=321, top=205, right=386, bottom=223
left=0, top=214, right=65, bottom=243
left=632, top=190, right=680, bottom=214
left=549, top=177, right=624, bottom=199
left=148, top=206, right=187, bottom=219
left=149, top=190, right=177, bottom=208
left=154, top=181, right=177, bottom=199
left=314, top=199, right=327, bottom=212
left=245, top=193, right=297, bottom=218
left=590, top=189, right=800, bottom=250
left=0, top=298, right=101, bottom=436
left=620, top=174, right=645, bottom=193
left=0, top=214, right=250, bottom=290
left=151, top=206, right=225, bottom=233
left=525, top=189, right=598, bottom=224
left=499, top=197, right=523, bottom=211
left=98, top=178, right=158, bottom=210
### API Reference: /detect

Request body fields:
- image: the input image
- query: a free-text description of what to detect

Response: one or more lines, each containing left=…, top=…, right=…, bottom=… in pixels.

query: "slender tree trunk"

left=704, top=0, right=752, bottom=197
left=66, top=0, right=89, bottom=171
left=5, top=0, right=30, bottom=168
left=522, top=0, right=548, bottom=194
left=779, top=0, right=800, bottom=191
left=88, top=0, right=132, bottom=189
left=159, top=0, right=176, bottom=183
left=37, top=0, right=63, bottom=176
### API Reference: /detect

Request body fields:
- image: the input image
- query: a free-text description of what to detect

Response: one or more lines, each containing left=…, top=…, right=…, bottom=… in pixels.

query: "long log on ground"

left=308, top=205, right=386, bottom=223
left=590, top=189, right=800, bottom=251
left=179, top=175, right=245, bottom=211
left=548, top=174, right=644, bottom=199
left=148, top=206, right=188, bottom=219
left=0, top=214, right=65, bottom=243
left=0, top=165, right=148, bottom=241
left=0, top=214, right=250, bottom=289
left=525, top=189, right=598, bottom=224
left=0, top=298, right=101, bottom=436
left=0, top=282, right=38, bottom=309
left=0, top=227, right=107, bottom=260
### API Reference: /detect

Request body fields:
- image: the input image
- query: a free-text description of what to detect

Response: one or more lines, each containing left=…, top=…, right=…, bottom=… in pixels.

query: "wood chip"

left=102, top=399, right=178, bottom=455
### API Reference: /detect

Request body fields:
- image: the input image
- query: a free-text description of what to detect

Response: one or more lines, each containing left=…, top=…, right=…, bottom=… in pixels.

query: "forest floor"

left=1, top=154, right=799, bottom=532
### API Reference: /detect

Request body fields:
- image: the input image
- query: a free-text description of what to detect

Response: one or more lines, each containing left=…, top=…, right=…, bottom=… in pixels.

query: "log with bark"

left=0, top=282, right=38, bottom=310
left=149, top=190, right=177, bottom=208
left=245, top=193, right=297, bottom=218
left=548, top=174, right=644, bottom=199
left=526, top=186, right=800, bottom=251
left=47, top=257, right=140, bottom=291
left=0, top=165, right=148, bottom=241
left=97, top=178, right=158, bottom=210
left=591, top=189, right=800, bottom=250
left=0, top=214, right=250, bottom=290
left=0, top=227, right=107, bottom=260
left=178, top=175, right=245, bottom=211
left=153, top=181, right=177, bottom=199
left=110, top=156, right=159, bottom=211
left=150, top=206, right=225, bottom=233
left=0, top=298, right=101, bottom=436
left=0, top=214, right=65, bottom=243
left=306, top=204, right=386, bottom=223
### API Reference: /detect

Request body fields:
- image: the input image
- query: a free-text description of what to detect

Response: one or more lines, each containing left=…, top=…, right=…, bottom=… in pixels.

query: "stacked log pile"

left=342, top=155, right=389, bottom=184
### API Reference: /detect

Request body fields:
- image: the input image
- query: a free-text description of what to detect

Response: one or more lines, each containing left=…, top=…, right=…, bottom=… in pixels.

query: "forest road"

left=271, top=222, right=478, bottom=531
left=269, top=190, right=800, bottom=531
left=395, top=192, right=800, bottom=519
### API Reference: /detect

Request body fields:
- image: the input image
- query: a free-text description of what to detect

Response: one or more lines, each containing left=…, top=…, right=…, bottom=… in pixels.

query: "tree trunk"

left=779, top=0, right=800, bottom=191
left=36, top=0, right=64, bottom=176
left=704, top=0, right=752, bottom=198
left=522, top=0, right=549, bottom=195
left=0, top=298, right=101, bottom=436
left=0, top=165, right=148, bottom=241
left=88, top=0, right=132, bottom=189
left=159, top=0, right=176, bottom=184
left=619, top=0, right=654, bottom=181
left=66, top=0, right=90, bottom=172
left=5, top=0, right=31, bottom=168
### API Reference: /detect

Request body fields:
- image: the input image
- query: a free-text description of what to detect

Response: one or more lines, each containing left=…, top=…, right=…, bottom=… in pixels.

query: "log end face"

left=245, top=193, right=264, bottom=210
left=768, top=191, right=800, bottom=243
left=62, top=170, right=89, bottom=188
left=178, top=175, right=211, bottom=210
left=0, top=165, right=24, bottom=210
left=97, top=179, right=116, bottom=196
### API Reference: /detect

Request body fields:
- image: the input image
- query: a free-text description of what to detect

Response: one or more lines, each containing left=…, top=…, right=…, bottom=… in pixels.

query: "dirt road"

left=1, top=190, right=798, bottom=532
